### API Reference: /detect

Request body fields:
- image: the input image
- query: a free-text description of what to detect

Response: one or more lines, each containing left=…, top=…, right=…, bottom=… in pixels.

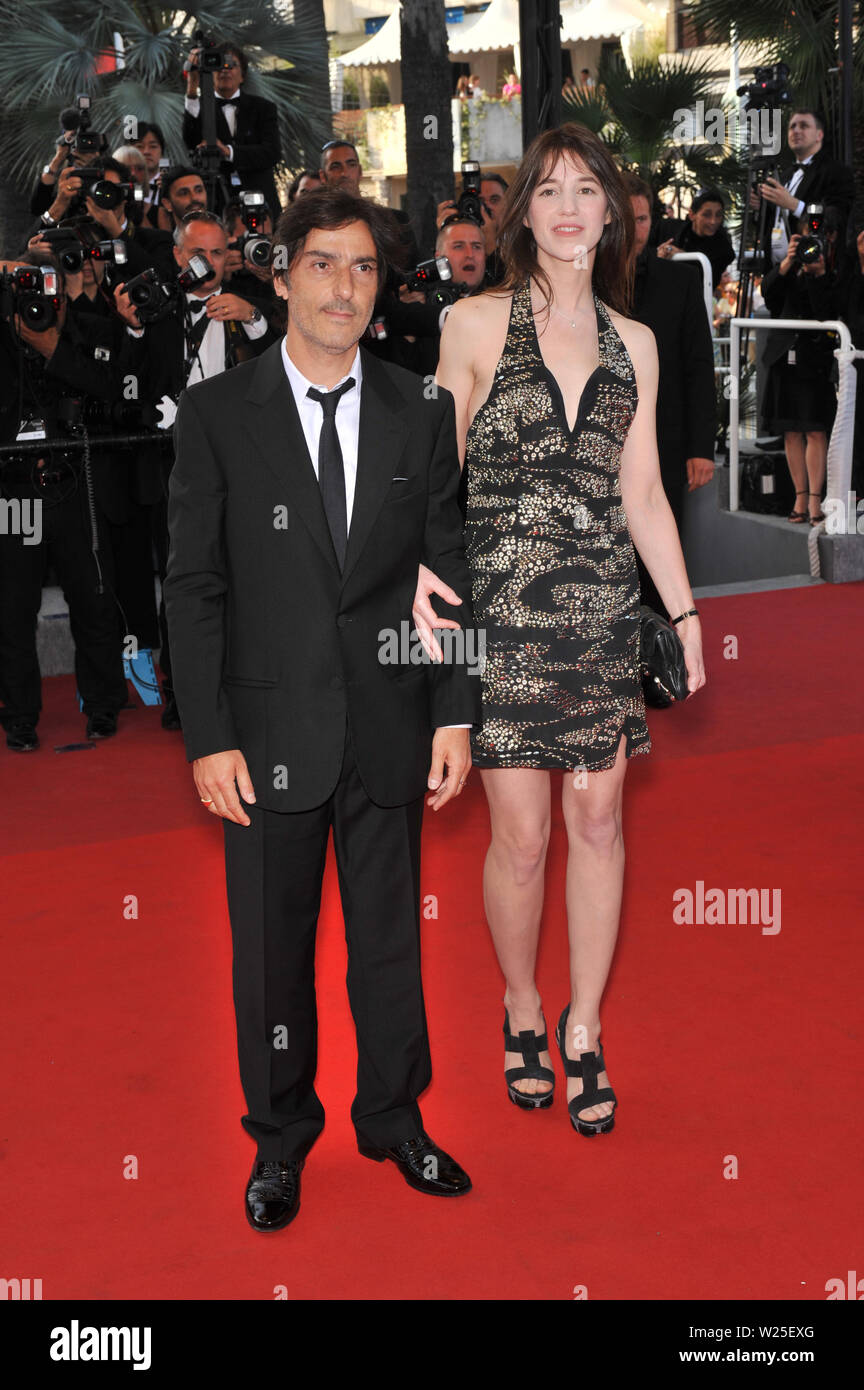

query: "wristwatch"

left=42, top=162, right=58, bottom=182
left=41, top=210, right=57, bottom=226
left=247, top=307, right=263, bottom=325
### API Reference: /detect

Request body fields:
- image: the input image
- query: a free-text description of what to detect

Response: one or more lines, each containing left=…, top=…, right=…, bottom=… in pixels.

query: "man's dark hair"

left=134, top=122, right=165, bottom=152
left=272, top=189, right=403, bottom=291
left=691, top=186, right=725, bottom=213
left=320, top=139, right=359, bottom=170
left=480, top=172, right=509, bottom=193
left=162, top=165, right=206, bottom=201
left=621, top=171, right=653, bottom=206
left=790, top=108, right=826, bottom=136
left=220, top=42, right=249, bottom=79
left=94, top=155, right=129, bottom=181
left=288, top=169, right=322, bottom=202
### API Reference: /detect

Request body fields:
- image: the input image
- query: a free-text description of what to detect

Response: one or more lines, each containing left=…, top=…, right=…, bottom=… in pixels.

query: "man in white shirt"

left=752, top=109, right=854, bottom=265
left=182, top=40, right=281, bottom=217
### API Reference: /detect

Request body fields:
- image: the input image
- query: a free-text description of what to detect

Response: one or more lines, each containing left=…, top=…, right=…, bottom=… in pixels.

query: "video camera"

left=57, top=95, right=107, bottom=158
left=0, top=265, right=62, bottom=332
left=121, top=255, right=216, bottom=324
left=229, top=190, right=272, bottom=270
left=737, top=63, right=792, bottom=112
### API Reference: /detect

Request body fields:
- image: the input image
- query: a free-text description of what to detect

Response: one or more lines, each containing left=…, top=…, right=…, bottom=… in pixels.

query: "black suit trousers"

left=222, top=716, right=431, bottom=1161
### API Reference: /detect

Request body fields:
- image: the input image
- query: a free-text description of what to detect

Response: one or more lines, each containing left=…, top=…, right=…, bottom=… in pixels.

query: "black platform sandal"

left=503, top=1008, right=555, bottom=1109
left=788, top=490, right=808, bottom=523
left=555, top=1004, right=616, bottom=1136
left=808, top=492, right=825, bottom=525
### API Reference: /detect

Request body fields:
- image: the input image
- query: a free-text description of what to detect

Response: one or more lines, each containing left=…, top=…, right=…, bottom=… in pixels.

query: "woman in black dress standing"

left=419, top=126, right=705, bottom=1135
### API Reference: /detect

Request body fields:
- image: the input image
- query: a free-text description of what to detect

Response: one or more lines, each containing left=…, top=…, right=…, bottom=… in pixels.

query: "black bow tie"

left=187, top=297, right=213, bottom=316
left=215, top=96, right=237, bottom=109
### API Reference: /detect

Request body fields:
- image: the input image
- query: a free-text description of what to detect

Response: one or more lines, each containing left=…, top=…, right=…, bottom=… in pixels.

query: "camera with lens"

left=403, top=256, right=462, bottom=310
left=229, top=191, right=272, bottom=269
left=66, top=94, right=107, bottom=156
left=70, top=167, right=141, bottom=211
left=795, top=204, right=826, bottom=266
left=737, top=62, right=792, bottom=111
left=0, top=265, right=62, bottom=332
left=122, top=255, right=215, bottom=324
left=40, top=223, right=128, bottom=274
left=456, top=161, right=485, bottom=225
left=184, top=30, right=225, bottom=74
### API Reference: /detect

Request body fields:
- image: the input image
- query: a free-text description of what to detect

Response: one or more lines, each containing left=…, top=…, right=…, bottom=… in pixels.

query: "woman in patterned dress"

left=417, top=126, right=705, bottom=1133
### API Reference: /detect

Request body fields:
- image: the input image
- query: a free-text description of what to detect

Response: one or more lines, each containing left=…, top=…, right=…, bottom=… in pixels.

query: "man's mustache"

left=321, top=302, right=356, bottom=315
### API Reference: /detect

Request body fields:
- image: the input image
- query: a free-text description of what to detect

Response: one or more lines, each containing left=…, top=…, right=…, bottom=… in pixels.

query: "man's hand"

left=186, top=47, right=201, bottom=97
left=656, top=238, right=678, bottom=260
left=686, top=456, right=714, bottom=490
left=436, top=198, right=458, bottom=230
left=14, top=314, right=60, bottom=359
left=49, top=166, right=82, bottom=218
left=113, top=283, right=141, bottom=328
left=779, top=235, right=801, bottom=275
left=197, top=138, right=232, bottom=161
left=758, top=177, right=796, bottom=211
left=802, top=254, right=826, bottom=277
left=193, top=749, right=256, bottom=825
left=86, top=196, right=123, bottom=238
left=206, top=292, right=253, bottom=322
left=426, top=728, right=471, bottom=811
left=412, top=562, right=463, bottom=662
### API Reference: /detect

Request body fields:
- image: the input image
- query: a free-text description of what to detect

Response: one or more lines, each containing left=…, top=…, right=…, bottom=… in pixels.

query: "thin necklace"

left=550, top=298, right=594, bottom=330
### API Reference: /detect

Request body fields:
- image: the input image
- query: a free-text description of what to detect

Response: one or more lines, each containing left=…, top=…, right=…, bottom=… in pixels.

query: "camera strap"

left=182, top=300, right=213, bottom=385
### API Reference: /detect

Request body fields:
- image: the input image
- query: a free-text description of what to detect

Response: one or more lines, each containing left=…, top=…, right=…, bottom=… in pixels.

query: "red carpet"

left=2, top=582, right=862, bottom=1300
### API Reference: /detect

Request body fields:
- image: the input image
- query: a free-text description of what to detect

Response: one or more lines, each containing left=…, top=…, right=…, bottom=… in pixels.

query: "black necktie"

left=306, top=379, right=355, bottom=570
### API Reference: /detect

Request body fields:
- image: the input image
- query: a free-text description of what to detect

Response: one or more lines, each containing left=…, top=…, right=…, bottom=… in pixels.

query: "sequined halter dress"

left=464, top=277, right=652, bottom=771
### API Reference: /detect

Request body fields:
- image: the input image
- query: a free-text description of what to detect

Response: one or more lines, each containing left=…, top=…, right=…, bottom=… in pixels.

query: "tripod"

left=191, top=64, right=235, bottom=216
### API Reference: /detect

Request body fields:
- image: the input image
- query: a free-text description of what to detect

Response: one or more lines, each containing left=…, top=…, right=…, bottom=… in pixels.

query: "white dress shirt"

left=772, top=154, right=813, bottom=263
left=280, top=340, right=472, bottom=730
left=185, top=89, right=238, bottom=162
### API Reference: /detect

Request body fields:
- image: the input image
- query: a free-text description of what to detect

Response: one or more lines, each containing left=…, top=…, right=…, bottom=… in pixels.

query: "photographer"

left=132, top=122, right=168, bottom=228
left=155, top=166, right=209, bottom=234
left=222, top=197, right=278, bottom=326
left=751, top=109, right=854, bottom=269
left=435, top=166, right=508, bottom=284
left=182, top=40, right=281, bottom=217
left=761, top=207, right=842, bottom=525
left=29, top=101, right=105, bottom=219
left=0, top=255, right=129, bottom=750
left=36, top=156, right=175, bottom=280
left=374, top=218, right=488, bottom=377
left=113, top=209, right=277, bottom=729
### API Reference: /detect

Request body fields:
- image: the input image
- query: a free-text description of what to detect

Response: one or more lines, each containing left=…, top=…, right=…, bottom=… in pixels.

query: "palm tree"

left=690, top=0, right=864, bottom=226
left=563, top=52, right=747, bottom=211
left=400, top=0, right=455, bottom=256
left=0, top=1, right=332, bottom=207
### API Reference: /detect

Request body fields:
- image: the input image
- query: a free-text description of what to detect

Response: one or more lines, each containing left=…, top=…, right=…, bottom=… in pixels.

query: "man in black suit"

left=625, top=175, right=717, bottom=617
left=163, top=191, right=481, bottom=1231
left=182, top=41, right=281, bottom=217
left=752, top=109, right=855, bottom=269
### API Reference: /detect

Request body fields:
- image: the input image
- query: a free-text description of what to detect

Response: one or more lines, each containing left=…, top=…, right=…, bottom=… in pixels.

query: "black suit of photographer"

left=0, top=311, right=129, bottom=731
left=124, top=294, right=278, bottom=700
left=182, top=91, right=281, bottom=215
left=759, top=149, right=855, bottom=268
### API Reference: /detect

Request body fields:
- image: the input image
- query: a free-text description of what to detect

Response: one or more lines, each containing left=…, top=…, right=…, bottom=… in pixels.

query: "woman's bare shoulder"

left=447, top=286, right=513, bottom=327
left=605, top=306, right=657, bottom=363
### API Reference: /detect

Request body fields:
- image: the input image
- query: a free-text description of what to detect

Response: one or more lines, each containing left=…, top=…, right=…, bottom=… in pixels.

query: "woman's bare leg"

left=479, top=767, right=553, bottom=1095
left=559, top=735, right=629, bottom=1122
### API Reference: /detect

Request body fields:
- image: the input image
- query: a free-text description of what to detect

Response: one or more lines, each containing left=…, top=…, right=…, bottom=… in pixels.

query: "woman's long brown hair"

left=496, top=123, right=635, bottom=317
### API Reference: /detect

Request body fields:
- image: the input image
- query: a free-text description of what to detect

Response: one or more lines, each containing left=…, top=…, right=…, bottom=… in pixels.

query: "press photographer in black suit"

left=625, top=174, right=717, bottom=617
left=182, top=41, right=281, bottom=217
left=164, top=190, right=481, bottom=1230
left=751, top=109, right=855, bottom=269
left=114, top=209, right=277, bottom=729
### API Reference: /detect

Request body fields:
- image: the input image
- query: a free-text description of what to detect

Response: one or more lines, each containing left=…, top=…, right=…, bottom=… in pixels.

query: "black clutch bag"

left=639, top=605, right=689, bottom=708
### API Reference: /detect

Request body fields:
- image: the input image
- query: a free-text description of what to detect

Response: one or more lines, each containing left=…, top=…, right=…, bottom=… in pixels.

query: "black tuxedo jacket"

left=761, top=149, right=855, bottom=264
left=182, top=90, right=281, bottom=214
left=631, top=250, right=717, bottom=480
left=164, top=341, right=481, bottom=811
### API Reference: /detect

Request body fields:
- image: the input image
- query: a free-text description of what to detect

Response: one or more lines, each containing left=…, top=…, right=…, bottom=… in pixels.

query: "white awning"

left=560, top=0, right=661, bottom=42
left=448, top=0, right=519, bottom=56
left=342, top=2, right=504, bottom=67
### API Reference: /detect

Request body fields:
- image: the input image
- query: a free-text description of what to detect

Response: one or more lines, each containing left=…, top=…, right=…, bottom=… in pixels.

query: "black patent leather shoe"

left=6, top=720, right=39, bottom=752
left=86, top=711, right=118, bottom=740
left=357, top=1131, right=471, bottom=1196
left=245, top=1157, right=303, bottom=1232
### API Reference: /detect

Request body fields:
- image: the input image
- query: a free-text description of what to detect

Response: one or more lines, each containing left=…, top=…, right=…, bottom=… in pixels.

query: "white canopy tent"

left=561, top=0, right=661, bottom=42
